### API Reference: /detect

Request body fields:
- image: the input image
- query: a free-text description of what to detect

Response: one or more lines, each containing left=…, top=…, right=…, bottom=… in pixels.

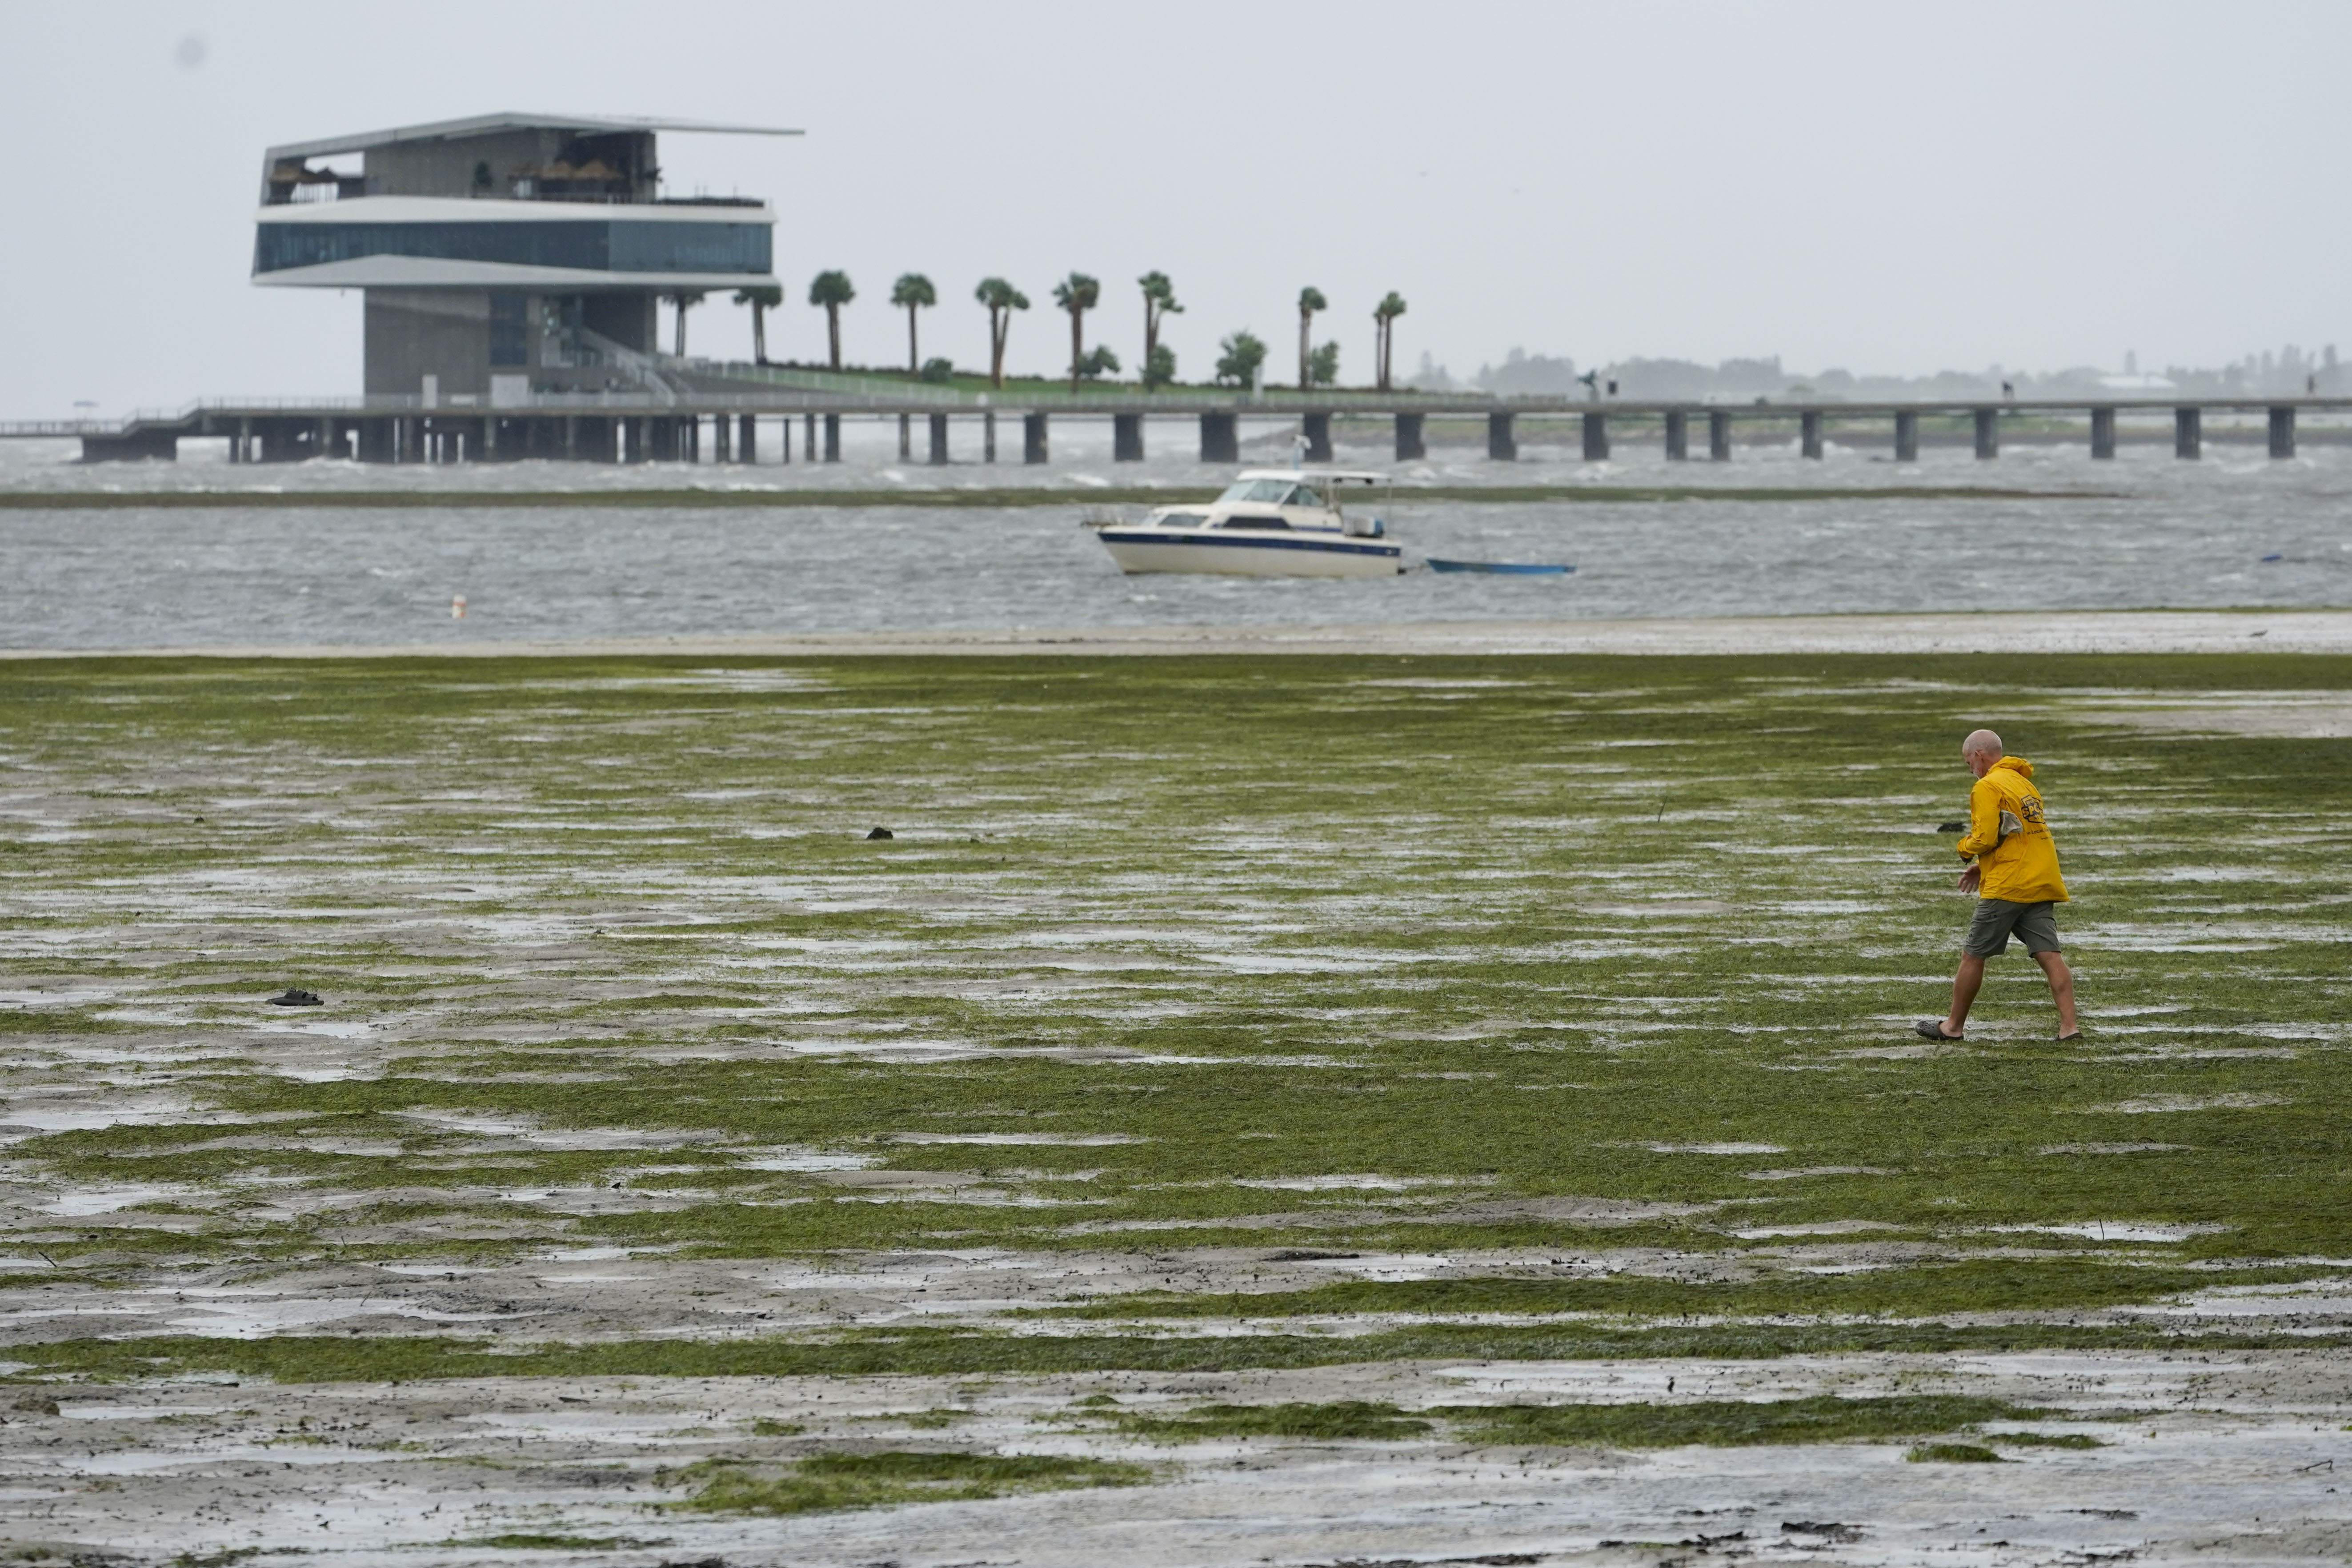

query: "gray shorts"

left=1964, top=898, right=2061, bottom=958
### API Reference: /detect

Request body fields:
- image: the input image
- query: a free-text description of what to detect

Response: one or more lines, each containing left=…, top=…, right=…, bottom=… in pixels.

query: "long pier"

left=5, top=388, right=2345, bottom=465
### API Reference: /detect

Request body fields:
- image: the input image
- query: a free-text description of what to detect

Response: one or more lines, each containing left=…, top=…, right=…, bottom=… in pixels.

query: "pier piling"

left=1113, top=413, right=1143, bottom=462
left=898, top=413, right=911, bottom=460
left=1024, top=413, right=1048, bottom=465
left=929, top=413, right=950, bottom=465
left=1487, top=411, right=1517, bottom=461
left=1664, top=409, right=1688, bottom=461
left=2269, top=405, right=2296, bottom=459
left=738, top=414, right=756, bottom=464
left=1303, top=412, right=1333, bottom=462
left=2090, top=407, right=2116, bottom=459
left=1800, top=411, right=1824, bottom=460
left=823, top=414, right=841, bottom=463
left=1709, top=410, right=1732, bottom=461
left=1201, top=412, right=1240, bottom=465
left=1583, top=412, right=1609, bottom=461
left=1894, top=410, right=1919, bottom=463
left=1394, top=412, right=1426, bottom=461
left=2175, top=406, right=2200, bottom=460
left=1973, top=408, right=1999, bottom=460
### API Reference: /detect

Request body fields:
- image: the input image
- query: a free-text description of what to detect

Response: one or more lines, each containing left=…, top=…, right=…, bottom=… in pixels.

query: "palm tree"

left=890, top=273, right=937, bottom=374
left=1139, top=272, right=1182, bottom=381
left=733, top=285, right=783, bottom=365
left=1052, top=273, right=1102, bottom=389
left=808, top=271, right=855, bottom=371
left=1296, top=287, right=1327, bottom=390
left=665, top=291, right=706, bottom=357
left=1373, top=292, right=1407, bottom=391
left=974, top=277, right=1030, bottom=389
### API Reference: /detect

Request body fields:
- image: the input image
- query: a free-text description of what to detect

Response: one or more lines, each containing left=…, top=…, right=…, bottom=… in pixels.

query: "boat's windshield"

left=1215, top=479, right=1327, bottom=507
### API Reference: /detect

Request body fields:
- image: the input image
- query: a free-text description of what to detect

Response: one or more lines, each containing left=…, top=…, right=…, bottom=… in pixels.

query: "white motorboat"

left=1088, top=468, right=1404, bottom=577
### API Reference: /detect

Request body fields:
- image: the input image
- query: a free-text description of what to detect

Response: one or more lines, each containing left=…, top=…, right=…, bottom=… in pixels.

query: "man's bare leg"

left=2035, top=950, right=2078, bottom=1037
left=1942, top=953, right=1985, bottom=1037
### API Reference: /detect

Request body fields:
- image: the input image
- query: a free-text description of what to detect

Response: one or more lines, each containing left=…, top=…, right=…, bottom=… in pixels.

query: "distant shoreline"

left=0, top=483, right=2104, bottom=511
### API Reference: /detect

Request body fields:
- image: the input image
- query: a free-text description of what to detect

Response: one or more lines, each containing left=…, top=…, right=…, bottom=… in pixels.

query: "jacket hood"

left=1991, top=755, right=2034, bottom=778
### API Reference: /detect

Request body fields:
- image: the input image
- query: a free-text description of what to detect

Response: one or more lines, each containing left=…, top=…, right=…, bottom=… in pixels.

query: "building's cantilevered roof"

left=266, top=113, right=801, bottom=163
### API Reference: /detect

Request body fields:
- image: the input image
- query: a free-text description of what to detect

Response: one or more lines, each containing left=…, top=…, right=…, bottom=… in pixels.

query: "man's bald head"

left=1963, top=729, right=2003, bottom=760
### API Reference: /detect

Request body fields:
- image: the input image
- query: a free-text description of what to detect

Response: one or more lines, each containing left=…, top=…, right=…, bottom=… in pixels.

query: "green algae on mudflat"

left=1, top=652, right=2347, bottom=1321
left=1107, top=1393, right=2074, bottom=1448
left=7, top=1323, right=2351, bottom=1387
left=673, top=1449, right=1152, bottom=1516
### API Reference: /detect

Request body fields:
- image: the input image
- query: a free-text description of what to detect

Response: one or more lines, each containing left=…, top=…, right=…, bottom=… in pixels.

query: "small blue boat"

left=1426, top=558, right=1575, bottom=576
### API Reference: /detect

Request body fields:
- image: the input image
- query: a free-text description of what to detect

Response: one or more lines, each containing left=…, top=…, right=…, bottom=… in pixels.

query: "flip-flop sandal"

left=1914, top=1019, right=1963, bottom=1041
left=2056, top=1030, right=2081, bottom=1042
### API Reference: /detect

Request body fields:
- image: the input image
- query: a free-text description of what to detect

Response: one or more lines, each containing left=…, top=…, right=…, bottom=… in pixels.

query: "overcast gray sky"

left=7, top=0, right=2349, bottom=417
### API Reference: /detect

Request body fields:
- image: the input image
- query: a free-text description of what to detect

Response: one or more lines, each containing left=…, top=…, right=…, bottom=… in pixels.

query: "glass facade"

left=255, top=219, right=771, bottom=276
left=488, top=294, right=529, bottom=367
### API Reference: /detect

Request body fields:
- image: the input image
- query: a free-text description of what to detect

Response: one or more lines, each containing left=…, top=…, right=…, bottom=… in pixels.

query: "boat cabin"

left=1147, top=468, right=1388, bottom=537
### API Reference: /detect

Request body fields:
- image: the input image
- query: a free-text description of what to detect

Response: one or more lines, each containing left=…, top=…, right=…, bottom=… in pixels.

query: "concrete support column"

left=1709, top=410, right=1732, bottom=461
left=1895, top=410, right=1919, bottom=463
left=1394, top=412, right=1425, bottom=461
left=1302, top=411, right=1333, bottom=462
left=622, top=417, right=643, bottom=465
left=1023, top=413, right=1048, bottom=465
left=2268, top=405, right=2296, bottom=459
left=2175, top=406, right=2201, bottom=460
left=2090, top=406, right=2116, bottom=460
left=1582, top=412, right=1609, bottom=461
left=1202, top=411, right=1240, bottom=464
left=898, top=413, right=911, bottom=460
left=713, top=413, right=732, bottom=463
left=1487, top=411, right=1517, bottom=461
left=823, top=413, right=841, bottom=462
left=1113, top=413, right=1143, bottom=462
left=1973, top=407, right=1999, bottom=460
left=356, top=418, right=393, bottom=464
left=738, top=415, right=757, bottom=464
left=804, top=413, right=816, bottom=459
left=1800, top=410, right=1824, bottom=461
left=316, top=417, right=335, bottom=461
left=1664, top=409, right=1688, bottom=461
left=928, top=413, right=950, bottom=464
left=984, top=412, right=998, bottom=463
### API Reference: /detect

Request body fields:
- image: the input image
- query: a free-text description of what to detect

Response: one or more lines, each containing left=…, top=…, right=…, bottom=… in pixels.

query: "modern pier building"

left=254, top=113, right=794, bottom=410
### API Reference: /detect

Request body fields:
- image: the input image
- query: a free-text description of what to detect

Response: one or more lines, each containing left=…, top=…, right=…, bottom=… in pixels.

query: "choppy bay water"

left=1, top=428, right=2347, bottom=648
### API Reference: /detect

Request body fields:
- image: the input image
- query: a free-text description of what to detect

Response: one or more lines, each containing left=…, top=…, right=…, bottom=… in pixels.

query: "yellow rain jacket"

left=1957, top=755, right=2068, bottom=904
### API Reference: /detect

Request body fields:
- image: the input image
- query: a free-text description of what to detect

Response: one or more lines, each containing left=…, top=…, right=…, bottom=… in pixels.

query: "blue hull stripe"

left=1098, top=531, right=1400, bottom=559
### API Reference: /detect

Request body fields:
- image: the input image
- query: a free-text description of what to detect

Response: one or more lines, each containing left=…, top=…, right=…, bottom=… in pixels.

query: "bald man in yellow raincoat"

left=1918, top=729, right=2079, bottom=1041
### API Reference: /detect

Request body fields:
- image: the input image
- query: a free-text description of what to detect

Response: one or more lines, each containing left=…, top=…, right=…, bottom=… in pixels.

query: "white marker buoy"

left=451, top=595, right=468, bottom=619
